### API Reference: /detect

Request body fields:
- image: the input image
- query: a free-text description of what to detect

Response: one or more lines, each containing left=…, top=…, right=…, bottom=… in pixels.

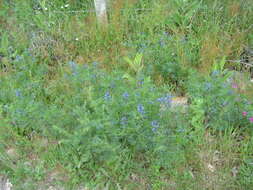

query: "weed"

left=0, top=0, right=253, bottom=189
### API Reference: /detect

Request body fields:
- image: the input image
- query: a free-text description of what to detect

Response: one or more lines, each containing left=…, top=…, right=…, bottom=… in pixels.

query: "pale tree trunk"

left=94, top=0, right=108, bottom=26
left=0, top=176, right=12, bottom=190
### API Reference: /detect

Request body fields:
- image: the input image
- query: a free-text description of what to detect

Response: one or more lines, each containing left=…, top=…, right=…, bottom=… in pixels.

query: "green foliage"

left=187, top=70, right=253, bottom=131
left=0, top=0, right=253, bottom=189
left=212, top=56, right=227, bottom=73
left=0, top=59, right=186, bottom=187
left=124, top=53, right=143, bottom=75
left=0, top=32, right=9, bottom=56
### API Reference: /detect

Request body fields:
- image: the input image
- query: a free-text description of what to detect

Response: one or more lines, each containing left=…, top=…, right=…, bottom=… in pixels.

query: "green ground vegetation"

left=0, top=0, right=253, bottom=189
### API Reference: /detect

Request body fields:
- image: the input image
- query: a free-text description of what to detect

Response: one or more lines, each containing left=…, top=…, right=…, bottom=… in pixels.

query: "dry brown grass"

left=199, top=33, right=222, bottom=73
left=199, top=29, right=246, bottom=74
left=228, top=1, right=241, bottom=17
left=192, top=132, right=241, bottom=190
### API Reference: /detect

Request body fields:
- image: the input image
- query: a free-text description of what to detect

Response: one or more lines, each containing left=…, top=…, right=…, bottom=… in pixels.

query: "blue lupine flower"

left=151, top=120, right=159, bottom=132
left=148, top=100, right=154, bottom=104
left=120, top=116, right=128, bottom=126
left=91, top=74, right=97, bottom=80
left=204, top=82, right=212, bottom=91
left=68, top=61, right=77, bottom=70
left=163, top=31, right=169, bottom=36
left=151, top=120, right=159, bottom=127
left=15, top=55, right=23, bottom=62
left=15, top=90, right=22, bottom=97
left=157, top=94, right=172, bottom=108
left=68, top=61, right=78, bottom=75
left=138, top=79, right=144, bottom=86
left=92, top=61, right=99, bottom=67
left=122, top=92, right=129, bottom=99
left=104, top=91, right=111, bottom=101
left=211, top=70, right=220, bottom=77
left=137, top=104, right=145, bottom=115
left=157, top=97, right=163, bottom=102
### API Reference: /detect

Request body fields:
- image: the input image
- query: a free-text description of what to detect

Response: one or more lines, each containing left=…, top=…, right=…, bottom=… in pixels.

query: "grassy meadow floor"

left=0, top=0, right=253, bottom=189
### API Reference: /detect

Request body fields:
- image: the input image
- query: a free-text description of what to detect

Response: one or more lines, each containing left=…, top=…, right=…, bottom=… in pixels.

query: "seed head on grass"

left=157, top=94, right=172, bottom=108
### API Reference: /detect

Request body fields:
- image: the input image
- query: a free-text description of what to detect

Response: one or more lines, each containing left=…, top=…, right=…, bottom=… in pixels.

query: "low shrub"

left=0, top=59, right=187, bottom=185
left=187, top=70, right=253, bottom=131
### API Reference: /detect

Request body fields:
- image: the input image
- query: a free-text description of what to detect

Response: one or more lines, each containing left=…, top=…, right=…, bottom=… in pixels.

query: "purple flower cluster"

left=242, top=111, right=253, bottom=123
left=204, top=82, right=212, bottom=91
left=232, top=83, right=238, bottom=89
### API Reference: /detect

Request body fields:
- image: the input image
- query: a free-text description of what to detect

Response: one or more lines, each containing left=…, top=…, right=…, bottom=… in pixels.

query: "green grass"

left=0, top=0, right=253, bottom=189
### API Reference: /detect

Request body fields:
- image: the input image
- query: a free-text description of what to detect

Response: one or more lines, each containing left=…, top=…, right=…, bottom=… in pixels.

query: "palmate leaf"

left=124, top=53, right=143, bottom=73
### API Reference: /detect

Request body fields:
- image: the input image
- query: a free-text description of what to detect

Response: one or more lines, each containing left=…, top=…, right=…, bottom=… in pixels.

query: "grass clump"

left=0, top=0, right=253, bottom=189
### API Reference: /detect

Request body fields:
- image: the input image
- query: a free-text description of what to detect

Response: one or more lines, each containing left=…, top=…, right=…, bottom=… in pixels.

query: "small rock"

left=207, top=163, right=215, bottom=173
left=171, top=97, right=188, bottom=107
left=6, top=148, right=18, bottom=159
left=231, top=167, right=238, bottom=177
left=171, top=96, right=188, bottom=113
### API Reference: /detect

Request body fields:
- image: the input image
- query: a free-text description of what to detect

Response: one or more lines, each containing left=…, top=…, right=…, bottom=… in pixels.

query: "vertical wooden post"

left=94, top=0, right=108, bottom=26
